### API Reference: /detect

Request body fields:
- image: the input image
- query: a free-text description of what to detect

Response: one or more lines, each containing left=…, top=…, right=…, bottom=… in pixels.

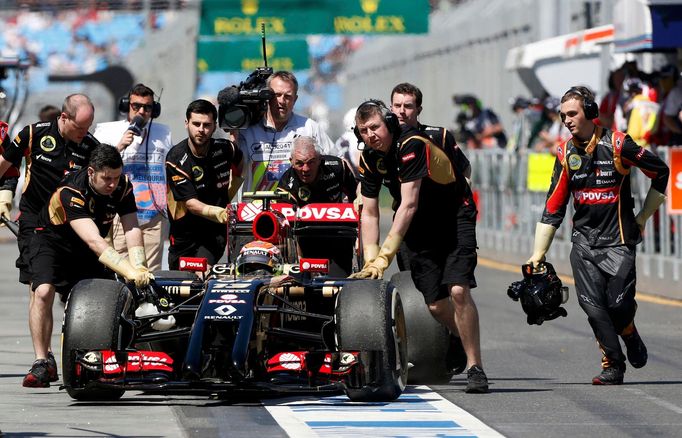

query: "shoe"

left=445, top=335, right=467, bottom=375
left=465, top=365, right=489, bottom=393
left=46, top=352, right=59, bottom=382
left=22, top=360, right=51, bottom=388
left=592, top=365, right=625, bottom=385
left=622, top=326, right=648, bottom=369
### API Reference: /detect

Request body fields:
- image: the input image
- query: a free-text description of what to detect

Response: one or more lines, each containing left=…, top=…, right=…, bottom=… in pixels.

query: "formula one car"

left=61, top=192, right=408, bottom=402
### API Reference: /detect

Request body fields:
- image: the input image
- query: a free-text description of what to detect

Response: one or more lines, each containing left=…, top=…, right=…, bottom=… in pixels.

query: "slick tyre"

left=62, top=279, right=134, bottom=400
left=335, top=279, right=408, bottom=402
left=390, top=272, right=453, bottom=384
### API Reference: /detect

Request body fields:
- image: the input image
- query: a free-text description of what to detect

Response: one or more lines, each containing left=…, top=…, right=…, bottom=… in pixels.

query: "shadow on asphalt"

left=559, top=380, right=682, bottom=386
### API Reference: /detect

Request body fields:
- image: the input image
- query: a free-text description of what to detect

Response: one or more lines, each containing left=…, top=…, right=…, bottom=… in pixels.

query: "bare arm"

left=119, top=211, right=144, bottom=249
left=360, top=195, right=380, bottom=248
left=70, top=218, right=113, bottom=257
left=387, top=179, right=421, bottom=239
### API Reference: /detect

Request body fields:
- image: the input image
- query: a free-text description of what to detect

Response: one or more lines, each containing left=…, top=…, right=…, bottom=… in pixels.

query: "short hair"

left=560, top=86, right=594, bottom=106
left=89, top=144, right=123, bottom=171
left=61, top=94, right=94, bottom=118
left=391, top=82, right=422, bottom=107
left=291, top=136, right=319, bottom=157
left=267, top=71, right=298, bottom=95
left=355, top=99, right=390, bottom=124
left=185, top=99, right=217, bottom=121
left=129, top=83, right=155, bottom=99
left=38, top=105, right=60, bottom=122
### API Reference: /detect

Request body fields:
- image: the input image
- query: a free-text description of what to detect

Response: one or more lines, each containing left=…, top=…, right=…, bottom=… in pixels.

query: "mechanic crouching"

left=24, top=145, right=154, bottom=387
left=350, top=100, right=489, bottom=393
left=165, top=99, right=244, bottom=270
left=277, top=136, right=358, bottom=276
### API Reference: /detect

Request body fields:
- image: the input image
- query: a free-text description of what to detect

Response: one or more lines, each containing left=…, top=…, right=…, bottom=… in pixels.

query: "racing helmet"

left=236, top=240, right=283, bottom=275
left=507, top=262, right=568, bottom=325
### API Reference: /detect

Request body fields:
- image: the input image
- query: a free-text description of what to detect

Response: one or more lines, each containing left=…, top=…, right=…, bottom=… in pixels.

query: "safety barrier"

left=469, top=147, right=681, bottom=300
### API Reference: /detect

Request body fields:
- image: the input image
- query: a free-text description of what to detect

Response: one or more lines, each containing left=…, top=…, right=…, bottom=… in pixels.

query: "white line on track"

left=265, top=385, right=504, bottom=437
left=624, top=388, right=682, bottom=414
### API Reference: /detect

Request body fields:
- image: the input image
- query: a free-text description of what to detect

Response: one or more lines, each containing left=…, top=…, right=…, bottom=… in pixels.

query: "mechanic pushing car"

left=165, top=99, right=244, bottom=270
left=351, top=99, right=489, bottom=394
left=24, top=144, right=153, bottom=387
left=277, top=136, right=357, bottom=206
left=527, top=86, right=669, bottom=385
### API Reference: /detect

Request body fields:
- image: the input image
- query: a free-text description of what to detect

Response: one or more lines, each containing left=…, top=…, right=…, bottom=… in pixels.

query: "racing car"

left=60, top=192, right=408, bottom=402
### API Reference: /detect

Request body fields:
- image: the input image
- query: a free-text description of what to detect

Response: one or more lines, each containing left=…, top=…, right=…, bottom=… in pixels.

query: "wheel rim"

left=391, top=290, right=408, bottom=390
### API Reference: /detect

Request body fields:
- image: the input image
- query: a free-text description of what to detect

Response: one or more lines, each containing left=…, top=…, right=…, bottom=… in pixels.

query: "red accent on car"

left=179, top=257, right=208, bottom=272
left=300, top=258, right=330, bottom=273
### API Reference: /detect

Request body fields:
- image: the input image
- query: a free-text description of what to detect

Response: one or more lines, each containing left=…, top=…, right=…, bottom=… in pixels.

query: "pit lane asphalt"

left=1, top=225, right=681, bottom=437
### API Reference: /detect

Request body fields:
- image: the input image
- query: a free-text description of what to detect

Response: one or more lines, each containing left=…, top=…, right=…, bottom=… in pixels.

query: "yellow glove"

left=635, top=188, right=666, bottom=231
left=353, top=196, right=362, bottom=214
left=228, top=175, right=244, bottom=201
left=362, top=243, right=380, bottom=266
left=0, top=189, right=13, bottom=221
left=99, top=246, right=154, bottom=287
left=526, top=222, right=556, bottom=270
left=128, top=245, right=148, bottom=269
left=350, top=233, right=402, bottom=279
left=201, top=205, right=228, bottom=224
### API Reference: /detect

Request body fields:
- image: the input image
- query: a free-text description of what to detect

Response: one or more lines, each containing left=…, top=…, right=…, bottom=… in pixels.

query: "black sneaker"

left=46, top=352, right=59, bottom=382
left=465, top=365, right=489, bottom=393
left=445, top=335, right=467, bottom=375
left=22, top=360, right=51, bottom=388
left=592, top=365, right=625, bottom=385
left=622, top=326, right=648, bottom=369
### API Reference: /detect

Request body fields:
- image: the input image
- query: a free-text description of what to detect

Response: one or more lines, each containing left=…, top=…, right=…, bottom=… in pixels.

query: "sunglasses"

left=130, top=102, right=153, bottom=112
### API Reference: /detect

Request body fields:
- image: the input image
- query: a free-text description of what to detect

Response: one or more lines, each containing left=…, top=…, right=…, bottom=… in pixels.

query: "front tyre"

left=335, top=279, right=408, bottom=402
left=62, top=279, right=134, bottom=400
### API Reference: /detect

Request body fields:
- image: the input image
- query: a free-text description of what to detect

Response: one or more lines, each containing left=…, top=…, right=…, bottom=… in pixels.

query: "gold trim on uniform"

left=166, top=190, right=187, bottom=221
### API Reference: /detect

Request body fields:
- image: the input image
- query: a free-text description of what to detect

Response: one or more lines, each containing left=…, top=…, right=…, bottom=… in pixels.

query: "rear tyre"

left=390, top=272, right=453, bottom=384
left=62, top=279, right=134, bottom=400
left=335, top=279, right=407, bottom=401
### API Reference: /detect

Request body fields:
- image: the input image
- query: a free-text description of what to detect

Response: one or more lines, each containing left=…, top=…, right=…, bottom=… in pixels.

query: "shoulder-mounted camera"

left=507, top=261, right=569, bottom=325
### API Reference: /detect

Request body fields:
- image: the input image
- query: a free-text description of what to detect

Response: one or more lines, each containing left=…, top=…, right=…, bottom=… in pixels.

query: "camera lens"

left=222, top=107, right=247, bottom=129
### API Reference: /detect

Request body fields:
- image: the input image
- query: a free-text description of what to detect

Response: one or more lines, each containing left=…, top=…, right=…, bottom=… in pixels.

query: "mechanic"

left=390, top=82, right=476, bottom=376
left=277, top=136, right=357, bottom=206
left=351, top=99, right=489, bottom=393
left=237, top=71, right=338, bottom=194
left=94, top=83, right=173, bottom=271
left=24, top=144, right=153, bottom=387
left=165, top=99, right=244, bottom=270
left=527, top=86, right=669, bottom=385
left=0, top=95, right=99, bottom=386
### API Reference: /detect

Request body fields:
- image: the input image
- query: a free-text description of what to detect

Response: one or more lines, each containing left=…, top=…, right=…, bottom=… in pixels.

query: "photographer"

left=237, top=71, right=337, bottom=195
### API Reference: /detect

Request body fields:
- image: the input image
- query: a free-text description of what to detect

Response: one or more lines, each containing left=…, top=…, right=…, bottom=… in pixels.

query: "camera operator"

left=237, top=71, right=337, bottom=195
left=165, top=99, right=244, bottom=270
left=24, top=144, right=152, bottom=387
left=94, top=84, right=173, bottom=271
left=277, top=136, right=356, bottom=206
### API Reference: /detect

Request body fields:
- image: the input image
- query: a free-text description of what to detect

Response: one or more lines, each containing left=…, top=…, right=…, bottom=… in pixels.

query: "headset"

left=118, top=84, right=161, bottom=118
left=353, top=99, right=400, bottom=144
left=564, top=87, right=598, bottom=120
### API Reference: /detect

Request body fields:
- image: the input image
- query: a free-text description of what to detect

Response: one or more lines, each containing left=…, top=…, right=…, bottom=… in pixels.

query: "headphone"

left=353, top=99, right=400, bottom=144
left=564, top=87, right=598, bottom=120
left=118, top=84, right=161, bottom=118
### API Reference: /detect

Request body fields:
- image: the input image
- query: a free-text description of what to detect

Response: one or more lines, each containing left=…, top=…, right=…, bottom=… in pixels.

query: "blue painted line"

left=306, top=420, right=460, bottom=428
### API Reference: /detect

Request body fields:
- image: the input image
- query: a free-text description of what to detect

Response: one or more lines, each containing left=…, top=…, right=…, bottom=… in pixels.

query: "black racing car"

left=60, top=192, right=408, bottom=402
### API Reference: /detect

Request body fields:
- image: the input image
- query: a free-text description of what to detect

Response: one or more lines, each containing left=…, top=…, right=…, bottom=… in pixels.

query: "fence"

left=469, top=147, right=681, bottom=300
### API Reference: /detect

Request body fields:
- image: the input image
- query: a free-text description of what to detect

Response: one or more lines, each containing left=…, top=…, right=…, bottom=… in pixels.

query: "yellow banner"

left=527, top=153, right=556, bottom=193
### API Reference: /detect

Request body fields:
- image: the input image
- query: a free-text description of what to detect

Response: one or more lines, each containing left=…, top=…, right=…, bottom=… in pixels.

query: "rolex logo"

left=242, top=0, right=258, bottom=15
left=360, top=0, right=380, bottom=14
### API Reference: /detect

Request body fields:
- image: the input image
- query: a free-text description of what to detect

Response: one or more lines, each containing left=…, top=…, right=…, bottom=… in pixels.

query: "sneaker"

left=46, top=352, right=59, bottom=382
left=592, top=365, right=625, bottom=385
left=622, top=327, right=648, bottom=369
left=445, top=335, right=467, bottom=375
left=22, top=360, right=51, bottom=388
left=465, top=365, right=489, bottom=393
